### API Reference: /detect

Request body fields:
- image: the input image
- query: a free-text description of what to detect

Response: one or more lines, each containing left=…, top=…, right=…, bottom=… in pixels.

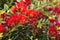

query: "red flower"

left=0, top=25, right=7, bottom=33
left=56, top=21, right=60, bottom=27
left=54, top=7, right=60, bottom=14
left=30, top=18, right=38, bottom=28
left=25, top=10, right=39, bottom=18
left=1, top=13, right=8, bottom=18
left=17, top=14, right=29, bottom=24
left=50, top=19, right=56, bottom=23
left=12, top=6, right=18, bottom=13
left=23, top=0, right=31, bottom=6
left=16, top=2, right=27, bottom=12
left=48, top=26, right=58, bottom=37
left=30, top=18, right=37, bottom=24
left=6, top=14, right=18, bottom=25
left=50, top=19, right=58, bottom=23
left=56, top=35, right=60, bottom=40
left=47, top=7, right=53, bottom=11
left=50, top=19, right=60, bottom=26
left=38, top=11, right=45, bottom=19
left=7, top=14, right=28, bottom=26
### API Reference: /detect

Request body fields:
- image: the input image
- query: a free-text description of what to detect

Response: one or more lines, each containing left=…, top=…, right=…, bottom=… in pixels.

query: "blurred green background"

left=0, top=0, right=16, bottom=9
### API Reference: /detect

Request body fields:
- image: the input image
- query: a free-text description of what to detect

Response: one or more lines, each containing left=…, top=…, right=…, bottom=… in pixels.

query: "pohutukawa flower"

left=55, top=21, right=60, bottom=27
left=47, top=6, right=53, bottom=11
left=25, top=10, right=39, bottom=18
left=50, top=19, right=58, bottom=23
left=30, top=18, right=38, bottom=28
left=1, top=13, right=8, bottom=18
left=0, top=25, right=7, bottom=34
left=56, top=35, right=60, bottom=40
left=54, top=7, right=60, bottom=15
left=50, top=19, right=56, bottom=23
left=17, top=14, right=29, bottom=24
left=38, top=11, right=45, bottom=19
left=48, top=26, right=58, bottom=37
left=6, top=14, right=18, bottom=25
left=16, top=2, right=27, bottom=12
left=12, top=6, right=18, bottom=13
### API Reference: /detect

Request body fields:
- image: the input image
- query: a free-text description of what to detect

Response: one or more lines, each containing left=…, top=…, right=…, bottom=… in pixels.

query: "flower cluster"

left=47, top=6, right=60, bottom=15
left=0, top=0, right=46, bottom=35
left=0, top=25, right=7, bottom=34
left=0, top=0, right=60, bottom=39
left=7, top=1, right=45, bottom=29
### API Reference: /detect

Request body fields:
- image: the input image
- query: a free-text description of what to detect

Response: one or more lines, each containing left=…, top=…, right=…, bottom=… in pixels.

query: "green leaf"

left=0, top=10, right=5, bottom=15
left=4, top=4, right=9, bottom=11
left=0, top=18, right=3, bottom=20
left=44, top=11, right=51, bottom=16
left=0, top=18, right=5, bottom=23
left=30, top=36, right=33, bottom=40
left=0, top=21, right=5, bottom=23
